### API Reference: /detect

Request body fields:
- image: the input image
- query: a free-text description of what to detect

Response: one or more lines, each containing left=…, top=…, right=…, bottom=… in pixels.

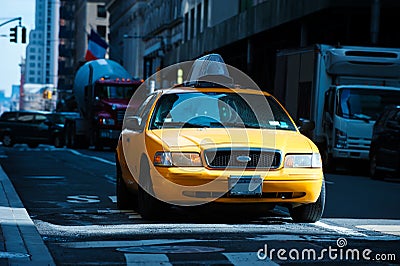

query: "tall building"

left=24, top=0, right=60, bottom=86
left=58, top=0, right=76, bottom=96
left=75, top=0, right=109, bottom=65
left=107, top=0, right=400, bottom=92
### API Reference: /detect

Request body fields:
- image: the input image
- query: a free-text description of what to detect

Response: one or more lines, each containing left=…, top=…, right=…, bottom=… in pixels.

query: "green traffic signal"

left=9, top=26, right=17, bottom=43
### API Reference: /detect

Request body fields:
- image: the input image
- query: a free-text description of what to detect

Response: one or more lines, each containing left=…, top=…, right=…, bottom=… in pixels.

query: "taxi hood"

left=151, top=128, right=316, bottom=153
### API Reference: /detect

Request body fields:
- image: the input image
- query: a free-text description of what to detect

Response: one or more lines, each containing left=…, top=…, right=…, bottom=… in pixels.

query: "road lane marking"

left=67, top=195, right=100, bottom=204
left=124, top=254, right=172, bottom=265
left=223, top=252, right=279, bottom=266
left=247, top=235, right=304, bottom=241
left=60, top=239, right=200, bottom=248
left=105, top=174, right=116, bottom=184
left=68, top=149, right=115, bottom=166
left=314, top=221, right=367, bottom=237
left=108, top=196, right=117, bottom=203
left=356, top=225, right=400, bottom=236
left=24, top=175, right=65, bottom=180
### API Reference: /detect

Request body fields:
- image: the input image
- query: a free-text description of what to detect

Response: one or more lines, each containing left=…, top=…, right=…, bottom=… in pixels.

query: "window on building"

left=97, top=25, right=107, bottom=38
left=30, top=55, right=36, bottom=60
left=197, top=3, right=202, bottom=34
left=30, top=47, right=36, bottom=53
left=97, top=5, right=106, bottom=18
left=184, top=13, right=188, bottom=41
left=29, top=78, right=35, bottom=83
left=30, top=63, right=35, bottom=67
left=204, top=0, right=209, bottom=29
left=190, top=9, right=195, bottom=39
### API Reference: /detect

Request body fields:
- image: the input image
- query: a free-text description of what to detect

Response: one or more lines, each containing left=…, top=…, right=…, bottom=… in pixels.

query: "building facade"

left=24, top=0, right=60, bottom=86
left=106, top=0, right=400, bottom=92
left=75, top=0, right=109, bottom=65
left=58, top=0, right=76, bottom=98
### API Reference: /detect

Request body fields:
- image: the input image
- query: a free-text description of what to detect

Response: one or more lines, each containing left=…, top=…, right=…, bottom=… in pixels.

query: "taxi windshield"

left=150, top=92, right=296, bottom=131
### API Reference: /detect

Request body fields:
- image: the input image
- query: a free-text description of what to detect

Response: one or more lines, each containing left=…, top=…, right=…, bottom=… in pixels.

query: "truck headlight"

left=154, top=152, right=202, bottom=167
left=100, top=118, right=115, bottom=126
left=335, top=129, right=347, bottom=149
left=284, top=153, right=322, bottom=168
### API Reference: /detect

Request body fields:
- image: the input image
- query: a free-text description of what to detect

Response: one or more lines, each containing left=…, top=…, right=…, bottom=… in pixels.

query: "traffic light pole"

left=0, top=17, right=22, bottom=28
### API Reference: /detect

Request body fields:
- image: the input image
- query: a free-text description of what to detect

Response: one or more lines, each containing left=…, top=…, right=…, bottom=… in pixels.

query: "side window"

left=34, top=114, right=48, bottom=124
left=138, top=95, right=158, bottom=127
left=125, top=94, right=157, bottom=131
left=0, top=112, right=17, bottom=121
left=17, top=113, right=34, bottom=123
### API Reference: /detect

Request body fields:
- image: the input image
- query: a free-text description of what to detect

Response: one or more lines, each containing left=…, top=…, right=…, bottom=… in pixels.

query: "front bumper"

left=333, top=148, right=369, bottom=160
left=148, top=166, right=323, bottom=206
left=99, top=129, right=121, bottom=140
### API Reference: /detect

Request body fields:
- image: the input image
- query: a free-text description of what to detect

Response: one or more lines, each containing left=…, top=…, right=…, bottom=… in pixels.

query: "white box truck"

left=274, top=44, right=400, bottom=171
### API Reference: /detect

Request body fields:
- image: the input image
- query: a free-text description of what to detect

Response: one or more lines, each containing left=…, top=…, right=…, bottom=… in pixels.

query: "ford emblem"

left=236, top=155, right=251, bottom=163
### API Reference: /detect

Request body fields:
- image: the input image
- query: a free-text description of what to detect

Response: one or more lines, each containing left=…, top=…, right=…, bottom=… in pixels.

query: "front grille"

left=204, top=148, right=281, bottom=169
left=117, top=110, right=125, bottom=125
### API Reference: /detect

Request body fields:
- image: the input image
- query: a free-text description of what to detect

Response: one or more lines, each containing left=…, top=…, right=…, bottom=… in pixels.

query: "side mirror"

left=298, top=118, right=315, bottom=136
left=125, top=116, right=142, bottom=130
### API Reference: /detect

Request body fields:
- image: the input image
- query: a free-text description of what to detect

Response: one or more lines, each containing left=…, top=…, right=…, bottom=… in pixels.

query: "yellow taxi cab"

left=115, top=55, right=325, bottom=222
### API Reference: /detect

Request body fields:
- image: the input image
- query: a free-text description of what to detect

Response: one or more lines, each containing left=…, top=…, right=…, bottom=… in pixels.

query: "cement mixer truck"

left=64, top=59, right=142, bottom=149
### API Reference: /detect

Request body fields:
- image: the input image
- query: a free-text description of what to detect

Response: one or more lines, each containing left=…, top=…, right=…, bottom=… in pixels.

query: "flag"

left=85, top=29, right=108, bottom=61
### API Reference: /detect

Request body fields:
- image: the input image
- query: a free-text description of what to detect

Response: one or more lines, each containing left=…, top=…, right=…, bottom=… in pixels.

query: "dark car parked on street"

left=369, top=105, right=400, bottom=179
left=0, top=111, right=79, bottom=148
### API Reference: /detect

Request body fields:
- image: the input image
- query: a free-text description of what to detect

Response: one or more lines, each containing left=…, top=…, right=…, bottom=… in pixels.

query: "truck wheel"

left=116, top=157, right=133, bottom=210
left=370, top=154, right=383, bottom=180
left=137, top=156, right=166, bottom=220
left=2, top=133, right=14, bottom=147
left=28, top=142, right=39, bottom=148
left=53, top=134, right=64, bottom=148
left=65, top=123, right=75, bottom=148
left=290, top=181, right=325, bottom=223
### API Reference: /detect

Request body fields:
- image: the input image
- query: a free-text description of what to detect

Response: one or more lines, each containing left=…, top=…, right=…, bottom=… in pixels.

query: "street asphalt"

left=0, top=162, right=55, bottom=265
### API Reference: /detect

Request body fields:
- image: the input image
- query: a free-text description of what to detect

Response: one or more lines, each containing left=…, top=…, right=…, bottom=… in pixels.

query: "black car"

left=0, top=111, right=79, bottom=148
left=369, top=105, right=400, bottom=179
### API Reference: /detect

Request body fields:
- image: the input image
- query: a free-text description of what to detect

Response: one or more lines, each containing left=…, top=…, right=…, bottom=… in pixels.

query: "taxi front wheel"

left=137, top=156, right=166, bottom=220
left=116, top=156, right=134, bottom=210
left=289, top=181, right=325, bottom=223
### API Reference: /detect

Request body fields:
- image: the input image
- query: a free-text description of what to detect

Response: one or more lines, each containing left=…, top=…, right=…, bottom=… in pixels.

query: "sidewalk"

left=0, top=163, right=55, bottom=265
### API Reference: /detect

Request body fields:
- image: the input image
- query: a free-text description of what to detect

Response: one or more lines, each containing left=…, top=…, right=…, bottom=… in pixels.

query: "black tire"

left=137, top=156, right=166, bottom=220
left=370, top=153, right=383, bottom=180
left=290, top=181, right=326, bottom=223
left=94, top=131, right=104, bottom=151
left=116, top=156, right=133, bottom=210
left=53, top=134, right=64, bottom=148
left=2, top=133, right=14, bottom=147
left=65, top=122, right=75, bottom=148
left=27, top=142, right=39, bottom=148
left=324, top=154, right=336, bottom=173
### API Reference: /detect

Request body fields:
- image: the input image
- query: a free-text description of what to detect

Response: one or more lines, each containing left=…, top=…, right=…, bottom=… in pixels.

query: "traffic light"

left=21, top=27, right=26, bottom=44
left=9, top=26, right=17, bottom=43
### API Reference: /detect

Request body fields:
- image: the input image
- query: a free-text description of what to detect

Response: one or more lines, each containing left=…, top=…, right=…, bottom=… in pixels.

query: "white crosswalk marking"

left=223, top=252, right=279, bottom=265
left=125, top=254, right=172, bottom=265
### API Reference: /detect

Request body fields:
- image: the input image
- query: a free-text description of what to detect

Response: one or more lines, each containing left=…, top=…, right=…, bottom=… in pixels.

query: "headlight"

left=335, top=129, right=347, bottom=148
left=100, top=118, right=115, bottom=126
left=284, top=153, right=322, bottom=168
left=153, top=152, right=202, bottom=167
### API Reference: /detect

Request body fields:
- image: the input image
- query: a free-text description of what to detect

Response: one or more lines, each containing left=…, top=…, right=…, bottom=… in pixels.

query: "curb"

left=0, top=165, right=55, bottom=265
